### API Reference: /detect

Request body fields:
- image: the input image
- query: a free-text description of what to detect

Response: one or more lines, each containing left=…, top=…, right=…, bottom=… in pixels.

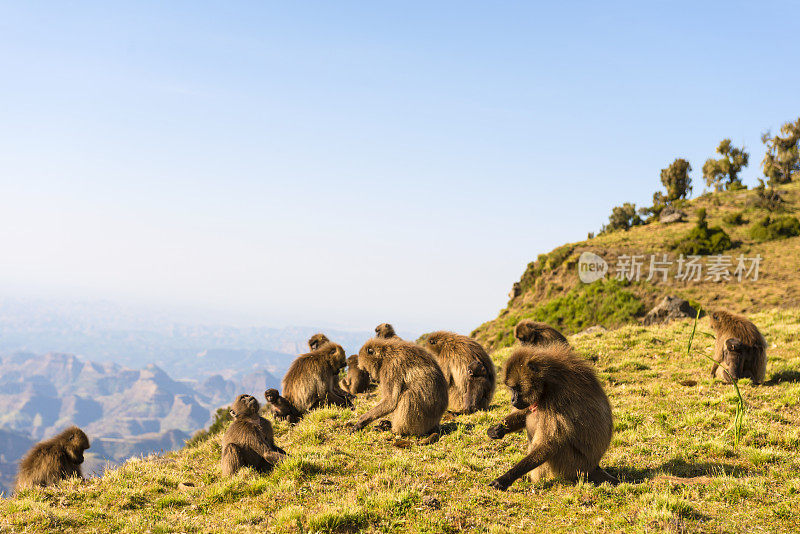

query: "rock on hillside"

left=642, top=296, right=699, bottom=325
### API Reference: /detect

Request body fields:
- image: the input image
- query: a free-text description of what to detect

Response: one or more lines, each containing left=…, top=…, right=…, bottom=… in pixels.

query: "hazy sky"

left=1, top=2, right=798, bottom=334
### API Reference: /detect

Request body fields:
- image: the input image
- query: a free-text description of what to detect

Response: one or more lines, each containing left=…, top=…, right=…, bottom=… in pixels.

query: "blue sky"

left=1, top=2, right=798, bottom=334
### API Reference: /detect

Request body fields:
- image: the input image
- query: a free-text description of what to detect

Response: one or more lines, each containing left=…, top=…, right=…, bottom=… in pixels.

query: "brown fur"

left=514, top=320, right=568, bottom=346
left=375, top=323, right=399, bottom=339
left=220, top=394, right=286, bottom=476
left=709, top=310, right=767, bottom=384
left=487, top=344, right=616, bottom=490
left=339, top=354, right=371, bottom=395
left=15, top=426, right=90, bottom=491
left=426, top=331, right=496, bottom=413
left=353, top=338, right=448, bottom=436
left=466, top=360, right=493, bottom=414
left=264, top=389, right=302, bottom=423
left=308, top=333, right=331, bottom=351
left=282, top=342, right=353, bottom=413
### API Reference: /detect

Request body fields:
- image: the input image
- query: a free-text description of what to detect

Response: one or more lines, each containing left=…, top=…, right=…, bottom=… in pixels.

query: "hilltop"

left=472, top=182, right=800, bottom=350
left=2, top=308, right=799, bottom=532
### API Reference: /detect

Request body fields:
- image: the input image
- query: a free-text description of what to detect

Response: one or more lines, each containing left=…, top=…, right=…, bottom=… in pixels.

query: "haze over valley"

left=0, top=297, right=375, bottom=494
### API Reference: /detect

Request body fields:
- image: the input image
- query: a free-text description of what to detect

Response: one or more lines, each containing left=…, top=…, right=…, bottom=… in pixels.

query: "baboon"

left=375, top=323, right=398, bottom=339
left=353, top=338, right=448, bottom=437
left=221, top=394, right=286, bottom=476
left=466, top=360, right=493, bottom=413
left=514, top=320, right=568, bottom=346
left=308, top=333, right=331, bottom=351
left=709, top=310, right=767, bottom=384
left=264, top=388, right=302, bottom=424
left=426, top=331, right=495, bottom=413
left=339, top=354, right=371, bottom=395
left=15, top=426, right=90, bottom=491
left=282, top=341, right=353, bottom=413
left=487, top=344, right=617, bottom=490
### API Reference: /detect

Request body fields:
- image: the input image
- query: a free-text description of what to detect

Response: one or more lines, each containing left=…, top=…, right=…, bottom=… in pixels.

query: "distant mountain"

left=0, top=351, right=280, bottom=495
left=0, top=300, right=379, bottom=495
left=0, top=428, right=33, bottom=496
left=0, top=299, right=372, bottom=382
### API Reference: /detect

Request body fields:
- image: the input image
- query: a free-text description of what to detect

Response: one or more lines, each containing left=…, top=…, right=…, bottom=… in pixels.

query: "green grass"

left=2, top=309, right=799, bottom=532
left=671, top=208, right=733, bottom=256
left=491, top=279, right=645, bottom=348
left=748, top=215, right=800, bottom=242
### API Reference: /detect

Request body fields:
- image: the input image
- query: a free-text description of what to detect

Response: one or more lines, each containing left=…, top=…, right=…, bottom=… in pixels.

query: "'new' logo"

left=578, top=252, right=608, bottom=283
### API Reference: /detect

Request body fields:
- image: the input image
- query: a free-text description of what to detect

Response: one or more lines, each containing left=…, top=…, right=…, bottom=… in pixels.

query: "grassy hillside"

left=2, top=309, right=799, bottom=533
left=472, top=182, right=800, bottom=351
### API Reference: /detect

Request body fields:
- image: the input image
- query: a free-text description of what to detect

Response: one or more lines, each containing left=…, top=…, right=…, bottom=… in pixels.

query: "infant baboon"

left=353, top=338, right=448, bottom=437
left=514, top=320, right=568, bottom=346
left=308, top=333, right=331, bottom=351
left=374, top=323, right=399, bottom=339
left=426, top=331, right=495, bottom=413
left=709, top=310, right=767, bottom=384
left=487, top=344, right=617, bottom=490
left=466, top=360, right=493, bottom=413
left=339, top=354, right=371, bottom=395
left=221, top=394, right=286, bottom=476
left=264, top=388, right=302, bottom=424
left=282, top=341, right=352, bottom=413
left=15, top=426, right=90, bottom=491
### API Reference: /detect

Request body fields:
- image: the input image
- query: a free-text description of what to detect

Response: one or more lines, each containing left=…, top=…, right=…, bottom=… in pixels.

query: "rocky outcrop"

left=643, top=296, right=699, bottom=325
left=659, top=207, right=687, bottom=224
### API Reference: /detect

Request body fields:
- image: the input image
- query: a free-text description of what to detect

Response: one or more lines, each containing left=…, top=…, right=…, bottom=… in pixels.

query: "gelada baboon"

left=353, top=338, right=448, bottom=437
left=221, top=394, right=286, bottom=476
left=466, top=360, right=493, bottom=413
left=264, top=388, right=302, bottom=424
left=426, top=331, right=495, bottom=413
left=15, top=426, right=90, bottom=491
left=282, top=341, right=352, bottom=413
left=340, top=354, right=371, bottom=395
left=709, top=310, right=767, bottom=384
left=374, top=323, right=398, bottom=339
left=514, top=320, right=568, bottom=346
left=308, top=333, right=330, bottom=351
left=487, top=344, right=617, bottom=490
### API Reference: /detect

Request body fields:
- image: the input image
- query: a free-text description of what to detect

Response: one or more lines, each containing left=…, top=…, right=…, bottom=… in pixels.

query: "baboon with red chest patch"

left=514, top=320, right=568, bottom=346
left=15, top=426, right=90, bottom=491
left=426, top=331, right=495, bottom=413
left=353, top=338, right=448, bottom=438
left=340, top=354, right=371, bottom=395
left=487, top=343, right=617, bottom=490
left=709, top=310, right=767, bottom=384
left=221, top=394, right=286, bottom=476
left=282, top=341, right=353, bottom=413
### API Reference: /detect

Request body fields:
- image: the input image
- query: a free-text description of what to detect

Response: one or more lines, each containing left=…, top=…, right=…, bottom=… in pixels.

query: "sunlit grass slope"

left=2, top=309, right=799, bottom=533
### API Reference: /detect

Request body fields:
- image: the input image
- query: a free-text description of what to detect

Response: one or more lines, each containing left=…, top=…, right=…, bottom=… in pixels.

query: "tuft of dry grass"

left=2, top=309, right=800, bottom=533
